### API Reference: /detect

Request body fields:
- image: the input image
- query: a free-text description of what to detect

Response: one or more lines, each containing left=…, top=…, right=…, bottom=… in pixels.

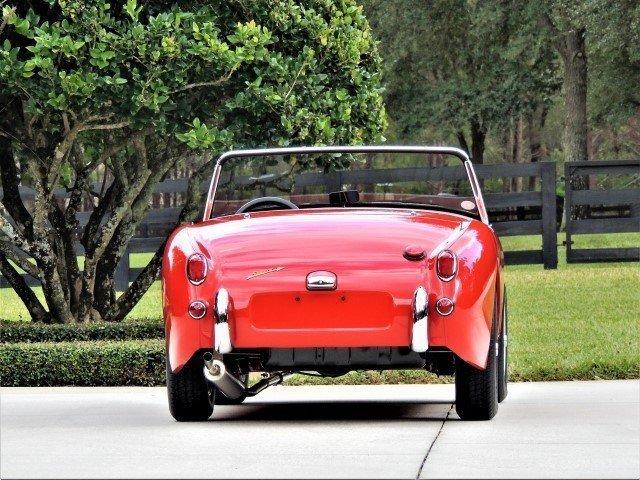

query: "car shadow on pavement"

left=211, top=400, right=453, bottom=422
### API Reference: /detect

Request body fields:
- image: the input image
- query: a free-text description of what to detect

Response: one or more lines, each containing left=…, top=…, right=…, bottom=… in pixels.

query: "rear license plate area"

left=249, top=291, right=394, bottom=329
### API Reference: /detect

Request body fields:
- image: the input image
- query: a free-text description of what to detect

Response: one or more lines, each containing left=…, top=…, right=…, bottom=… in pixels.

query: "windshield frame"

left=203, top=145, right=489, bottom=225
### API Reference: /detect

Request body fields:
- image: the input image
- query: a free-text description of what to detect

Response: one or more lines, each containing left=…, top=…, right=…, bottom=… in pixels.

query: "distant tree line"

left=363, top=0, right=640, bottom=174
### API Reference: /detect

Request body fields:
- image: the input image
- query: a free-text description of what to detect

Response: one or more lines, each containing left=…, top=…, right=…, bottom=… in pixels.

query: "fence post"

left=114, top=245, right=130, bottom=291
left=564, top=162, right=574, bottom=262
left=540, top=162, right=558, bottom=269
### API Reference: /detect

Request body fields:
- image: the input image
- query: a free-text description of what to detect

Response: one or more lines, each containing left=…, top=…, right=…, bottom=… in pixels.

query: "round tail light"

left=436, top=297, right=454, bottom=316
left=188, top=301, right=207, bottom=319
left=187, top=253, right=208, bottom=285
left=436, top=250, right=457, bottom=281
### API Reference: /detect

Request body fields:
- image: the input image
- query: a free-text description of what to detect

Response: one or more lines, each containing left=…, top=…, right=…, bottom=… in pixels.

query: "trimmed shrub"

left=0, top=320, right=164, bottom=343
left=0, top=340, right=166, bottom=387
left=1, top=338, right=638, bottom=387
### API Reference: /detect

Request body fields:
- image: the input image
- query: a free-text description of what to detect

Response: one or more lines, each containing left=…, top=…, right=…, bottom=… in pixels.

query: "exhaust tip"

left=203, top=357, right=225, bottom=381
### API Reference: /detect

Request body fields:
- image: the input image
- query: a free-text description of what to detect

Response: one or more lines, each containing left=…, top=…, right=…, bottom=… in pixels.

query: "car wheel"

left=166, top=355, right=213, bottom=422
left=213, top=374, right=248, bottom=405
left=455, top=311, right=499, bottom=420
left=498, top=289, right=508, bottom=403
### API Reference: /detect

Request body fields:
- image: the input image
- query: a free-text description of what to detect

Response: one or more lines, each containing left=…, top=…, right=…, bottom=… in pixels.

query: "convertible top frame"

left=203, top=145, right=489, bottom=225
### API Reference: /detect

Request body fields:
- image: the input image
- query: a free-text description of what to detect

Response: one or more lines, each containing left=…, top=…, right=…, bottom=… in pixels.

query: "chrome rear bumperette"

left=411, top=286, right=429, bottom=353
left=214, top=288, right=232, bottom=354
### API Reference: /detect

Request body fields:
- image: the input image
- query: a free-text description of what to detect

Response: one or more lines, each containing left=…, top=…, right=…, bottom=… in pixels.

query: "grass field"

left=1, top=233, right=638, bottom=383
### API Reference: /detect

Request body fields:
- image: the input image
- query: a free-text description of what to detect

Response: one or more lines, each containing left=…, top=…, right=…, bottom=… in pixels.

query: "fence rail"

left=564, top=160, right=640, bottom=263
left=1, top=160, right=562, bottom=290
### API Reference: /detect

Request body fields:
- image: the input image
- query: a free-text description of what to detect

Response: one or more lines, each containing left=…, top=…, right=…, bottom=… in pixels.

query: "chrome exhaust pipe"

left=203, top=352, right=246, bottom=400
left=203, top=352, right=290, bottom=400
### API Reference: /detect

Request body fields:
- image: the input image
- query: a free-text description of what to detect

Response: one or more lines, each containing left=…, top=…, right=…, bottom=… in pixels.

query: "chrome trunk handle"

left=306, top=271, right=337, bottom=291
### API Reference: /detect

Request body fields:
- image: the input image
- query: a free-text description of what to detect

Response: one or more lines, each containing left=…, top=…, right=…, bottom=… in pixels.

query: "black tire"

left=213, top=374, right=248, bottom=405
left=166, top=355, right=213, bottom=422
left=498, top=289, right=508, bottom=403
left=455, top=310, right=499, bottom=420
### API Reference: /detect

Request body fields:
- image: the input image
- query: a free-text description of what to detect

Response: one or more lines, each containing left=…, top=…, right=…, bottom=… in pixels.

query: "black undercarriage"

left=214, top=347, right=456, bottom=378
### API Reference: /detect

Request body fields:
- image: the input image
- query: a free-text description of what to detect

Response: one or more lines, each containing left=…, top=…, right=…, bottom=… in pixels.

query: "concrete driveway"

left=1, top=380, right=638, bottom=479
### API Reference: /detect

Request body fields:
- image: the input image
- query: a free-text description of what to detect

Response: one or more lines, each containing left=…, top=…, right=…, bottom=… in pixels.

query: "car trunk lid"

left=192, top=208, right=467, bottom=347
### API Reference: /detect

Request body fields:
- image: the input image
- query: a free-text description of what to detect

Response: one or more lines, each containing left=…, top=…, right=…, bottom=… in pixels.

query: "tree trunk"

left=470, top=120, right=486, bottom=165
left=562, top=28, right=589, bottom=218
left=544, top=13, right=589, bottom=219
left=503, top=122, right=513, bottom=193
left=561, top=28, right=588, bottom=165
left=511, top=116, right=524, bottom=193
left=527, top=104, right=548, bottom=191
left=560, top=28, right=589, bottom=219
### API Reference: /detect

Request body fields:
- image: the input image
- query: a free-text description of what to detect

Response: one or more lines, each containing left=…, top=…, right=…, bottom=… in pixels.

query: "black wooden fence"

left=564, top=160, right=640, bottom=262
left=111, top=161, right=560, bottom=289
left=1, top=161, right=559, bottom=290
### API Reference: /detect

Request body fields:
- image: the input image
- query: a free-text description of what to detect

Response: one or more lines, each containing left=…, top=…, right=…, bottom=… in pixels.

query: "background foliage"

left=363, top=0, right=639, bottom=165
left=0, top=0, right=385, bottom=323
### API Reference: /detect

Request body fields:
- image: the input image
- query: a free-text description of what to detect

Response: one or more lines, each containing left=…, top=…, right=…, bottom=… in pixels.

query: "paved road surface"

left=1, top=380, right=638, bottom=478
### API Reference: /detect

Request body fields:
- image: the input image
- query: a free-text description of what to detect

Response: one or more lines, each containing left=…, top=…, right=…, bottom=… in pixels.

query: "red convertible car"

left=162, top=146, right=508, bottom=421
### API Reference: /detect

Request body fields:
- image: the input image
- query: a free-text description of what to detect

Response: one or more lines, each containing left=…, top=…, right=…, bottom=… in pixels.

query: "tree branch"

left=0, top=239, right=40, bottom=278
left=49, top=119, right=131, bottom=190
left=105, top=155, right=214, bottom=322
left=81, top=179, right=119, bottom=250
left=283, top=61, right=307, bottom=101
left=78, top=120, right=131, bottom=133
left=104, top=241, right=165, bottom=322
left=456, top=130, right=469, bottom=154
left=169, top=70, right=235, bottom=95
left=0, top=135, right=33, bottom=235
left=84, top=128, right=152, bottom=174
left=540, top=13, right=567, bottom=59
left=0, top=203, right=36, bottom=257
left=0, top=252, right=50, bottom=323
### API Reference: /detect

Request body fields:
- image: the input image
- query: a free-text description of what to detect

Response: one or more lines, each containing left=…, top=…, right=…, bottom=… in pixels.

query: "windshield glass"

left=211, top=151, right=479, bottom=218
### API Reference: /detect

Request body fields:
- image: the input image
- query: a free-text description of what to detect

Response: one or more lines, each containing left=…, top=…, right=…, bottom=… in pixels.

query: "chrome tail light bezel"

left=186, top=253, right=208, bottom=285
left=188, top=300, right=207, bottom=319
left=436, top=250, right=458, bottom=282
left=436, top=297, right=455, bottom=316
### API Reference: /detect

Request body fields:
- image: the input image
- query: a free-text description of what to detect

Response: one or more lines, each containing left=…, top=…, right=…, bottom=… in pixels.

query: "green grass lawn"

left=1, top=233, right=638, bottom=383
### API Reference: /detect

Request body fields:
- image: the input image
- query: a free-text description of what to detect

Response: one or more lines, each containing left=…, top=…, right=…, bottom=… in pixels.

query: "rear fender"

left=427, top=223, right=499, bottom=369
left=163, top=226, right=216, bottom=373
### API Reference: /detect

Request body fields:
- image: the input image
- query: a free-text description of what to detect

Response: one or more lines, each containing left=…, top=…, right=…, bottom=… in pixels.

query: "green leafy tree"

left=363, top=0, right=556, bottom=164
left=0, top=0, right=385, bottom=323
left=585, top=0, right=640, bottom=128
left=539, top=0, right=640, bottom=163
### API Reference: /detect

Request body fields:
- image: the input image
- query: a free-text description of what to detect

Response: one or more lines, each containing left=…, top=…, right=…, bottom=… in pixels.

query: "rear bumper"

left=165, top=286, right=441, bottom=373
left=209, top=286, right=437, bottom=351
left=165, top=280, right=495, bottom=373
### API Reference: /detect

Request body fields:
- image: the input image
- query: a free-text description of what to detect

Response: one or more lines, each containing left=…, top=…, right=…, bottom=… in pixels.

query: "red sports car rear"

left=162, top=146, right=508, bottom=422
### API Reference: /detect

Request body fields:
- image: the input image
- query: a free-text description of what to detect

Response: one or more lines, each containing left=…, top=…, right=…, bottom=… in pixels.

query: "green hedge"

left=1, top=339, right=638, bottom=387
left=0, top=319, right=164, bottom=343
left=0, top=340, right=166, bottom=386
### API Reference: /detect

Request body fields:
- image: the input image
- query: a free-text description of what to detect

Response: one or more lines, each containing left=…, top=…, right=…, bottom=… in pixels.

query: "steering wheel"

left=236, top=196, right=299, bottom=214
